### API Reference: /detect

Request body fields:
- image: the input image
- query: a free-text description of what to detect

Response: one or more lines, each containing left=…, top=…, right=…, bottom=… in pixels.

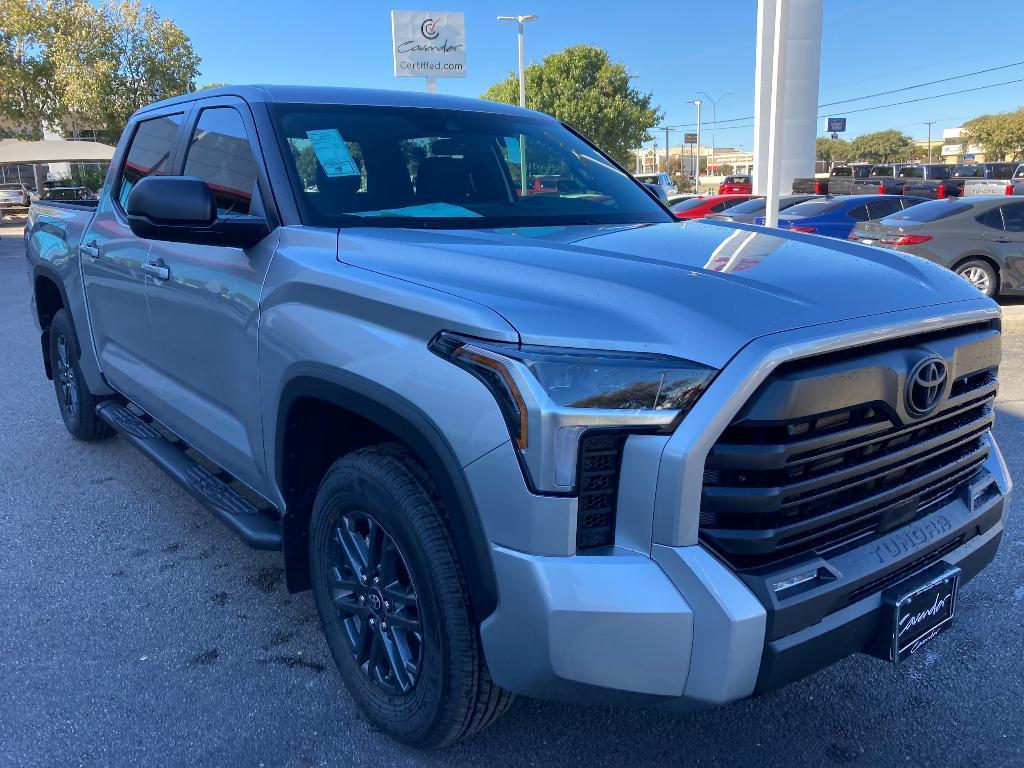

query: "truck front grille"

left=700, top=323, right=998, bottom=569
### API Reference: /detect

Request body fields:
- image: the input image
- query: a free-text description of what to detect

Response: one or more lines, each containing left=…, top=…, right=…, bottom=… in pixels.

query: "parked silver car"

left=704, top=194, right=824, bottom=224
left=848, top=196, right=1024, bottom=297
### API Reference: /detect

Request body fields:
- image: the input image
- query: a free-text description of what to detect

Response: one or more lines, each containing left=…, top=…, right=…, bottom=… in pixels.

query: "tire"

left=48, top=309, right=114, bottom=441
left=955, top=258, right=999, bottom=298
left=309, top=443, right=513, bottom=748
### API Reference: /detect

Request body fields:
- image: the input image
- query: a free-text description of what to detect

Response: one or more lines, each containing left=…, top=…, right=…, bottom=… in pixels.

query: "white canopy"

left=0, top=139, right=114, bottom=164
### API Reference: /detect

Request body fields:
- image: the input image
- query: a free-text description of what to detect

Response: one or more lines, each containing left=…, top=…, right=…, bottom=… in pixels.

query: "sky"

left=153, top=0, right=1024, bottom=151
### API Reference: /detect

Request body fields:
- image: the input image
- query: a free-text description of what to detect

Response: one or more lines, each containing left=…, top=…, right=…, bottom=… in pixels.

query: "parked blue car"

left=753, top=194, right=927, bottom=239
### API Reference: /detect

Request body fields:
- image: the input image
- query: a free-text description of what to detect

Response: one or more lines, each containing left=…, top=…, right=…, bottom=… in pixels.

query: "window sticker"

left=306, top=129, right=360, bottom=177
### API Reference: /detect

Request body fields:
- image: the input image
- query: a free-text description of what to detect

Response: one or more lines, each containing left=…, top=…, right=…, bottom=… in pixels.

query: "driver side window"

left=183, top=107, right=260, bottom=216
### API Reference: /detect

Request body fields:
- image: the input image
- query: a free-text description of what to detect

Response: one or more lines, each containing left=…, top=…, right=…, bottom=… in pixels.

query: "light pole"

left=497, top=14, right=538, bottom=108
left=698, top=91, right=732, bottom=181
left=925, top=121, right=936, bottom=163
left=689, top=99, right=702, bottom=191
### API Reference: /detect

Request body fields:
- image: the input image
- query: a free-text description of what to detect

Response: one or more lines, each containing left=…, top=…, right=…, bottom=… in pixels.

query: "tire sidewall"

left=49, top=311, right=85, bottom=434
left=310, top=461, right=457, bottom=744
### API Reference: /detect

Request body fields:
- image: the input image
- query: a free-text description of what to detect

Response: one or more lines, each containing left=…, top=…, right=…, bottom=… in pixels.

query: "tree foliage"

left=848, top=129, right=916, bottom=163
left=481, top=44, right=661, bottom=168
left=0, top=0, right=199, bottom=135
left=961, top=109, right=1024, bottom=161
left=816, top=136, right=850, bottom=163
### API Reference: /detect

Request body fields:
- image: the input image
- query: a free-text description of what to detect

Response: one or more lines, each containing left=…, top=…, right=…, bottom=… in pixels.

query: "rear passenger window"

left=847, top=205, right=869, bottom=221
left=118, top=113, right=185, bottom=208
left=977, top=208, right=1004, bottom=230
left=1000, top=203, right=1024, bottom=232
left=868, top=199, right=905, bottom=219
left=183, top=108, right=260, bottom=216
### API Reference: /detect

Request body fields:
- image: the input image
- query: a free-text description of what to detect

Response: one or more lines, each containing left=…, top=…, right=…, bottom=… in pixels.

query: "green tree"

left=961, top=109, right=1024, bottom=161
left=0, top=0, right=199, bottom=136
left=0, top=0, right=65, bottom=131
left=482, top=44, right=661, bottom=168
left=816, top=136, right=850, bottom=164
left=848, top=129, right=916, bottom=163
left=198, top=82, right=229, bottom=91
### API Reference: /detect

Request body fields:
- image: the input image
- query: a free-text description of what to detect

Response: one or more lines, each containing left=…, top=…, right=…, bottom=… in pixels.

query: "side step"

left=97, top=401, right=282, bottom=550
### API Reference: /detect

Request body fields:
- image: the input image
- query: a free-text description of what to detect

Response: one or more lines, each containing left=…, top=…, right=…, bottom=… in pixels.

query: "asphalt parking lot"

left=1, top=216, right=1023, bottom=767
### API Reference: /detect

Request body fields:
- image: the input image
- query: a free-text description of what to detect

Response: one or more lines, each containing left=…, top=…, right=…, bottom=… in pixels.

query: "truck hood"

left=338, top=220, right=985, bottom=369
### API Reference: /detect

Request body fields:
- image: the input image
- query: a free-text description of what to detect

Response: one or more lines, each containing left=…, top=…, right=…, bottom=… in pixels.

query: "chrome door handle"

left=81, top=241, right=100, bottom=259
left=142, top=260, right=170, bottom=281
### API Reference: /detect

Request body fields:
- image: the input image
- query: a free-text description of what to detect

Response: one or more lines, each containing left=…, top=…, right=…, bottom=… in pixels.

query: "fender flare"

left=32, top=262, right=76, bottom=378
left=275, top=366, right=499, bottom=622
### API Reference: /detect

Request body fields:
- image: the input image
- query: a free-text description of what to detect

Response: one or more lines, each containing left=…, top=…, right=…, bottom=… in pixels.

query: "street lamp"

left=497, top=14, right=538, bottom=108
left=698, top=91, right=732, bottom=181
left=689, top=99, right=702, bottom=191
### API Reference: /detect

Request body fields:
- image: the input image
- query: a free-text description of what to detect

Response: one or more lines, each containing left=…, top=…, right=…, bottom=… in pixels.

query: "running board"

left=97, top=401, right=282, bottom=550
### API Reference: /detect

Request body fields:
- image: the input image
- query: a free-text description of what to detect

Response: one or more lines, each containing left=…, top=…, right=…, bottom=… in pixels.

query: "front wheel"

left=309, top=443, right=512, bottom=748
left=955, top=259, right=998, bottom=297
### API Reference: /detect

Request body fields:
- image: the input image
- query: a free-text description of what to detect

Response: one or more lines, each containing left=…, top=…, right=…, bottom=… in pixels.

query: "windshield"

left=721, top=197, right=767, bottom=214
left=271, top=104, right=671, bottom=228
left=670, top=197, right=710, bottom=212
left=779, top=200, right=838, bottom=217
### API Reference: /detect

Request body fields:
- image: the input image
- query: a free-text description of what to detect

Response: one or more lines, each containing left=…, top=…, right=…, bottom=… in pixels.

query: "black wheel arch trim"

left=32, top=262, right=76, bottom=379
left=275, top=365, right=499, bottom=622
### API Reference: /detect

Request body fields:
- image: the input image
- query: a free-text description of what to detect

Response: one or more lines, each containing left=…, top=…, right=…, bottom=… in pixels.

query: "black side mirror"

left=125, top=176, right=270, bottom=249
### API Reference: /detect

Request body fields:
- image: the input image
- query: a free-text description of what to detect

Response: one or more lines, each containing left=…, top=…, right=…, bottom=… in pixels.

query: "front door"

left=143, top=101, right=278, bottom=494
left=80, top=110, right=188, bottom=412
left=991, top=201, right=1024, bottom=290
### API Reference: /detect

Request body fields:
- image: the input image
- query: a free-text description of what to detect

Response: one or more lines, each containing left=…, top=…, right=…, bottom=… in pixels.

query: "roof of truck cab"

left=136, top=85, right=553, bottom=121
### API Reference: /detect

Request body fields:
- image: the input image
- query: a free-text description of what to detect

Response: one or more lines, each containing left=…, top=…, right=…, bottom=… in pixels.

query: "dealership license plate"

left=883, top=566, right=960, bottom=663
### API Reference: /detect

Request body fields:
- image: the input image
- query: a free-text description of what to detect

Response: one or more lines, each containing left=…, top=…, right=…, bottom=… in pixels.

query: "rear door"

left=142, top=98, right=279, bottom=493
left=80, top=108, right=189, bottom=411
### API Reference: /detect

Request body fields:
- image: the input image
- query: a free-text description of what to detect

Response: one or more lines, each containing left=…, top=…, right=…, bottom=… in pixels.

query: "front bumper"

left=478, top=439, right=1009, bottom=707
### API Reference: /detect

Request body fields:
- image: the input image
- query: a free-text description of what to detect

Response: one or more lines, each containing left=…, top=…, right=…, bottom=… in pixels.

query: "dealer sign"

left=391, top=10, right=466, bottom=78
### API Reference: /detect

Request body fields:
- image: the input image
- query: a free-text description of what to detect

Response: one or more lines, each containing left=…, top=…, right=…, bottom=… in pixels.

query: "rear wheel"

left=48, top=309, right=113, bottom=441
left=955, top=259, right=998, bottom=297
left=309, top=443, right=512, bottom=748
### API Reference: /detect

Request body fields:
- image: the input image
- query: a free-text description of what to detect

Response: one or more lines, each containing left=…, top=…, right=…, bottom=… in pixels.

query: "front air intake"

left=575, top=432, right=627, bottom=551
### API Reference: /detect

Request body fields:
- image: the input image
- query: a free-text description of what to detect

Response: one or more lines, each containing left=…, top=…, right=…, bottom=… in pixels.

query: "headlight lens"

left=431, top=332, right=717, bottom=491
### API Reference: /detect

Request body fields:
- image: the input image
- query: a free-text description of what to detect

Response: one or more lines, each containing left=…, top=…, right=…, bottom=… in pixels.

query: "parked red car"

left=671, top=194, right=760, bottom=220
left=718, top=175, right=753, bottom=195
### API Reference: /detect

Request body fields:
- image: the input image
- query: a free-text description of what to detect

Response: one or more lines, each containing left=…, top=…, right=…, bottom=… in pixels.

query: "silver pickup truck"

left=24, top=86, right=1012, bottom=747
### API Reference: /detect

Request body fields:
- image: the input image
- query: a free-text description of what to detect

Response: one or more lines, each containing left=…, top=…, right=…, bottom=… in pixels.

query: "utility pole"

left=699, top=91, right=733, bottom=183
left=497, top=14, right=538, bottom=108
left=925, top=121, right=936, bottom=163
left=690, top=99, right=702, bottom=191
left=663, top=126, right=672, bottom=174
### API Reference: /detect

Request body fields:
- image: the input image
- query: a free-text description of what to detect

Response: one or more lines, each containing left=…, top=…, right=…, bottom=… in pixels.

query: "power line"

left=663, top=60, right=1024, bottom=130
left=818, top=59, right=1024, bottom=107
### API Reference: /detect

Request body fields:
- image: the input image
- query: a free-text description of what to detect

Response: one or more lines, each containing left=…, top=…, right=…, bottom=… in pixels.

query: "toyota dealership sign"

left=391, top=10, right=466, bottom=81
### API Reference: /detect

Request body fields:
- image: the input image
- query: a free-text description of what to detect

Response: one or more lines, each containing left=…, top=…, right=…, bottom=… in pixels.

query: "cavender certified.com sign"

left=391, top=10, right=466, bottom=78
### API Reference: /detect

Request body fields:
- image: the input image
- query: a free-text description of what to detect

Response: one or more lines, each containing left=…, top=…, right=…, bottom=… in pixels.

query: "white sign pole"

left=764, top=0, right=789, bottom=229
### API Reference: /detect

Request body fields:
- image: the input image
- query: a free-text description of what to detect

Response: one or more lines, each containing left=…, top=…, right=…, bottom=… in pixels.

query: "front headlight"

left=430, top=332, right=717, bottom=491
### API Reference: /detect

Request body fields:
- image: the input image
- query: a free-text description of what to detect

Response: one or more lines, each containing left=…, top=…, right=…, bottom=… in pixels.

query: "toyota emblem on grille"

left=906, top=356, right=948, bottom=416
